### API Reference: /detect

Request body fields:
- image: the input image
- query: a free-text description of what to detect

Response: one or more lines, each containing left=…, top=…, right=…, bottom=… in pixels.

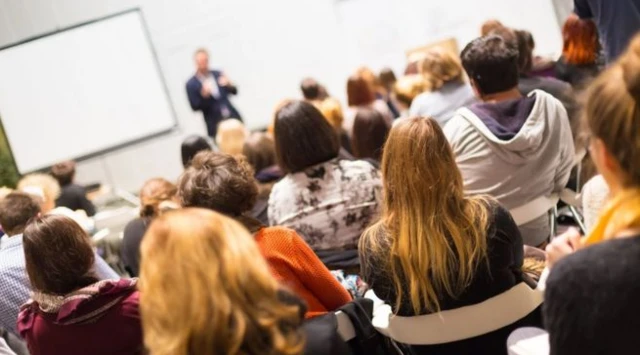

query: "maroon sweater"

left=17, top=279, right=143, bottom=355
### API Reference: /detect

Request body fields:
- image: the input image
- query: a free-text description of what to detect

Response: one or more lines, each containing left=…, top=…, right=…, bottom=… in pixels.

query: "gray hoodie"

left=444, top=90, right=575, bottom=246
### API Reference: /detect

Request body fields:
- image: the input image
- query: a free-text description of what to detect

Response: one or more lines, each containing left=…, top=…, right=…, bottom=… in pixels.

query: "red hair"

left=562, top=14, right=598, bottom=65
left=347, top=74, right=376, bottom=107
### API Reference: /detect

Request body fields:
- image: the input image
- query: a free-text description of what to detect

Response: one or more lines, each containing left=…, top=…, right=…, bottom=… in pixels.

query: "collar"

left=0, top=233, right=23, bottom=251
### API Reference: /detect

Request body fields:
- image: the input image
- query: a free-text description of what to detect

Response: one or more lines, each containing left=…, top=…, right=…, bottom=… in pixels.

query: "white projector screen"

left=0, top=10, right=176, bottom=173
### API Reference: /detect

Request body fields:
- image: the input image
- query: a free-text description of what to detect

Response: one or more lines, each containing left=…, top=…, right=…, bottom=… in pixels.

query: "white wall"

left=0, top=0, right=563, bottom=191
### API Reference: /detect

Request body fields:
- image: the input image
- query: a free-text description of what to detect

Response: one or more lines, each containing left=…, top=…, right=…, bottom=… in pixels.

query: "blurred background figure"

left=215, top=118, right=247, bottom=155
left=555, top=14, right=601, bottom=87
left=180, top=135, right=212, bottom=168
left=50, top=161, right=96, bottom=217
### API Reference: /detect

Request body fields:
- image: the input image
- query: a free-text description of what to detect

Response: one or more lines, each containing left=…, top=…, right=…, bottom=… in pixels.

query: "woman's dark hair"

left=378, top=68, right=398, bottom=92
left=273, top=100, right=340, bottom=173
left=347, top=74, right=376, bottom=107
left=23, top=215, right=98, bottom=295
left=461, top=35, right=520, bottom=96
left=50, top=161, right=76, bottom=186
left=351, top=108, right=390, bottom=161
left=178, top=151, right=258, bottom=215
left=243, top=132, right=276, bottom=174
left=181, top=135, right=212, bottom=168
left=515, top=30, right=535, bottom=74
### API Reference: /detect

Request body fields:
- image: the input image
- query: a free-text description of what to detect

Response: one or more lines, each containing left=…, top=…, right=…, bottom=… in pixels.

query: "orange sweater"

left=254, top=226, right=352, bottom=318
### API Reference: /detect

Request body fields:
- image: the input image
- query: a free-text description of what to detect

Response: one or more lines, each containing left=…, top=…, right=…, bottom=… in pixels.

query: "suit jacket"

left=185, top=70, right=241, bottom=137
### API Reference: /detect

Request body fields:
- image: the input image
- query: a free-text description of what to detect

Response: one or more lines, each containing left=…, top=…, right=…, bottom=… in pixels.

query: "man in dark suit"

left=185, top=48, right=242, bottom=137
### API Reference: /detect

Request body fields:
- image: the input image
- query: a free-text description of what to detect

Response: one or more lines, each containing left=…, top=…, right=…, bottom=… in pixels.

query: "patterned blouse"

left=268, top=159, right=382, bottom=252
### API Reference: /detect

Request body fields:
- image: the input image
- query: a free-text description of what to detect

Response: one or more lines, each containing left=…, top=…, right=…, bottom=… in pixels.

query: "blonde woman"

left=359, top=118, right=540, bottom=355
left=409, top=47, right=476, bottom=125
left=541, top=34, right=640, bottom=355
left=215, top=118, right=247, bottom=155
left=139, top=208, right=348, bottom=355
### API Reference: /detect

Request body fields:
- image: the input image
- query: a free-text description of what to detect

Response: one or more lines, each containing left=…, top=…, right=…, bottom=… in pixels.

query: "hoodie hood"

left=458, top=90, right=552, bottom=164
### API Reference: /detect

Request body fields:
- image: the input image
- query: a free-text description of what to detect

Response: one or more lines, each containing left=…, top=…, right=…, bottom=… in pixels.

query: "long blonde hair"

left=360, top=118, right=489, bottom=314
left=140, top=208, right=304, bottom=355
left=419, top=47, right=464, bottom=91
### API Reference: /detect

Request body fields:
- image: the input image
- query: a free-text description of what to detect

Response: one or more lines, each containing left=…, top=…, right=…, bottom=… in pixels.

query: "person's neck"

left=481, top=88, right=522, bottom=103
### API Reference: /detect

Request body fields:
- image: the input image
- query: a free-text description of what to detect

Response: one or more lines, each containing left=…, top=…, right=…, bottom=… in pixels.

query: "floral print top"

left=268, top=159, right=382, bottom=252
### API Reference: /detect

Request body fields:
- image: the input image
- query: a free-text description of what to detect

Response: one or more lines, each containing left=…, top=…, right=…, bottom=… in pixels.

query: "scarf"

left=583, top=188, right=640, bottom=246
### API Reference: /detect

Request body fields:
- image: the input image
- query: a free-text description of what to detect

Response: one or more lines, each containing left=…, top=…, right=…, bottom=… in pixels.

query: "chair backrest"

left=335, top=311, right=356, bottom=342
left=509, top=195, right=559, bottom=226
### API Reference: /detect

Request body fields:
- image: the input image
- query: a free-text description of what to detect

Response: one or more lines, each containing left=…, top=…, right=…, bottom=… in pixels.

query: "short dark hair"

left=23, top=214, right=98, bottom=295
left=181, top=135, right=212, bottom=168
left=351, top=108, right=390, bottom=161
left=0, top=192, right=41, bottom=236
left=178, top=151, right=258, bottom=215
left=461, top=35, right=520, bottom=95
left=273, top=100, right=340, bottom=173
left=300, top=78, right=321, bottom=100
left=50, top=161, right=76, bottom=186
left=378, top=68, right=397, bottom=91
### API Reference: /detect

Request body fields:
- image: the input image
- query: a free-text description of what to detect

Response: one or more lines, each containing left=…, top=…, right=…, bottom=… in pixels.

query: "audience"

left=345, top=73, right=393, bottom=136
left=357, top=66, right=400, bottom=118
left=393, top=75, right=429, bottom=117
left=445, top=35, right=574, bottom=247
left=300, top=77, right=328, bottom=102
left=180, top=135, right=212, bottom=168
left=555, top=14, right=601, bottom=87
left=351, top=108, right=389, bottom=163
left=178, top=152, right=352, bottom=318
left=121, top=178, right=178, bottom=277
left=360, top=118, right=540, bottom=354
left=269, top=100, right=382, bottom=270
left=317, top=97, right=352, bottom=153
left=409, top=47, right=477, bottom=126
left=140, top=209, right=349, bottom=355
left=242, top=132, right=281, bottom=224
left=17, top=215, right=141, bottom=355
left=0, top=193, right=118, bottom=336
left=544, top=35, right=640, bottom=354
left=215, top=118, right=247, bottom=155
left=50, top=161, right=96, bottom=216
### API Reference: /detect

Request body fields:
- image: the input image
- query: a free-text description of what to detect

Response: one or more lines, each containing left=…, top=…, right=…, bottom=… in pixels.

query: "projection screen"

left=0, top=9, right=177, bottom=173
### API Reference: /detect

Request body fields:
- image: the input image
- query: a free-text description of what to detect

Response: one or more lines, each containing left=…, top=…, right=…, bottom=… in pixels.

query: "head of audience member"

left=562, top=14, right=599, bottom=65
left=347, top=74, right=376, bottom=107
left=18, top=174, right=61, bottom=213
left=419, top=47, right=465, bottom=90
left=488, top=25, right=518, bottom=49
left=181, top=135, right=212, bottom=168
left=0, top=192, right=41, bottom=237
left=317, top=97, right=345, bottom=133
left=514, top=29, right=535, bottom=74
left=393, top=75, right=429, bottom=111
left=178, top=152, right=258, bottom=218
left=481, top=19, right=505, bottom=36
left=139, top=208, right=305, bottom=355
left=351, top=109, right=389, bottom=162
left=356, top=66, right=381, bottom=94
left=23, top=214, right=98, bottom=296
left=300, top=77, right=327, bottom=101
left=273, top=100, right=340, bottom=173
left=461, top=35, right=520, bottom=101
left=215, top=119, right=247, bottom=155
left=50, top=161, right=76, bottom=187
left=378, top=67, right=398, bottom=94
left=360, top=117, right=489, bottom=313
left=243, top=132, right=277, bottom=175
left=139, top=178, right=179, bottom=219
left=582, top=34, right=640, bottom=242
left=194, top=48, right=210, bottom=75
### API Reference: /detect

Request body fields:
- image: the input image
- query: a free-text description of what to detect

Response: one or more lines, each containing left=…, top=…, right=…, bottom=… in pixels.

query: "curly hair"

left=177, top=151, right=258, bottom=216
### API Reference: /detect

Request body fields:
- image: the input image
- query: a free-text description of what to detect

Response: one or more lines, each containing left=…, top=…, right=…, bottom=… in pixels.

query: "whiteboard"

left=0, top=10, right=176, bottom=173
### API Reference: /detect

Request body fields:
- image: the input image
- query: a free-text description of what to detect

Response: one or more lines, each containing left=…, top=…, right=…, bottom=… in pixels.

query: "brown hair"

left=394, top=75, right=429, bottom=107
left=317, top=98, right=345, bottom=131
left=515, top=30, right=535, bottom=74
left=360, top=118, right=489, bottom=313
left=0, top=192, right=41, bottom=236
left=243, top=132, right=277, bottom=174
left=274, top=100, right=340, bottom=173
left=50, top=161, right=76, bottom=186
left=562, top=14, right=598, bottom=65
left=140, top=208, right=305, bottom=355
left=23, top=214, right=98, bottom=295
left=178, top=151, right=258, bottom=215
left=347, top=74, right=376, bottom=107
left=481, top=19, right=505, bottom=36
left=140, top=178, right=178, bottom=218
left=584, top=34, right=640, bottom=187
left=351, top=108, right=390, bottom=161
left=378, top=68, right=398, bottom=92
left=419, top=48, right=464, bottom=90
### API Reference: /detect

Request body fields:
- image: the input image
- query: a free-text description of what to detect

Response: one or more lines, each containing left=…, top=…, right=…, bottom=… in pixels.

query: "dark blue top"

left=185, top=70, right=241, bottom=137
left=575, top=0, right=640, bottom=62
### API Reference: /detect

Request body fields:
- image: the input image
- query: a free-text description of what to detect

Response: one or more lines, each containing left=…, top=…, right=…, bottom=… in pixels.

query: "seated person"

left=351, top=108, right=389, bottom=164
left=215, top=118, right=247, bottom=155
left=393, top=75, right=429, bottom=118
left=0, top=193, right=118, bottom=336
left=180, top=135, right=212, bottom=168
left=445, top=35, right=575, bottom=247
left=50, top=161, right=96, bottom=216
left=17, top=215, right=141, bottom=355
left=360, top=118, right=541, bottom=355
left=178, top=151, right=352, bottom=318
left=243, top=132, right=281, bottom=225
left=139, top=209, right=351, bottom=354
